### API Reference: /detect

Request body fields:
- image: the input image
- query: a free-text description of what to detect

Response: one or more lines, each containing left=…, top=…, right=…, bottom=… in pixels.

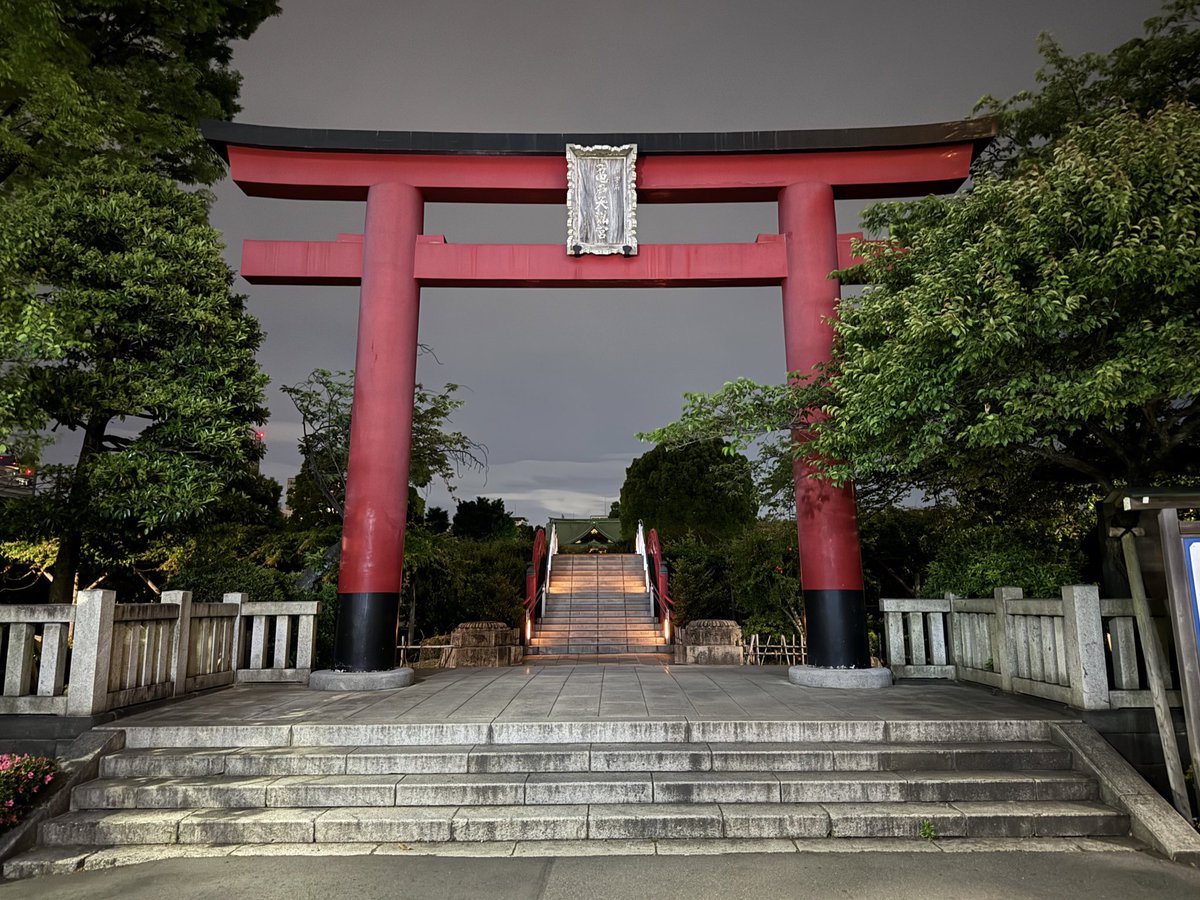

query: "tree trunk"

left=47, top=415, right=107, bottom=604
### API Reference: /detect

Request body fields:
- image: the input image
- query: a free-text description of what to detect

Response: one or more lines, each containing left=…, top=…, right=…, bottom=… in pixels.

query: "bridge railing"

left=643, top=526, right=674, bottom=643
left=881, top=585, right=1181, bottom=711
left=0, top=589, right=319, bottom=717
left=523, top=524, right=555, bottom=643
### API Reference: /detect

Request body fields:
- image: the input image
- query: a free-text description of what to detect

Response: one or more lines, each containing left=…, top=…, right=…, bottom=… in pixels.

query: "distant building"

left=0, top=455, right=36, bottom=500
left=546, top=516, right=622, bottom=551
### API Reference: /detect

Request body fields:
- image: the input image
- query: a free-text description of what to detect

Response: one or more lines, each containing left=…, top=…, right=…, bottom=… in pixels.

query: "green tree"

left=0, top=0, right=281, bottom=186
left=975, top=0, right=1200, bottom=175
left=646, top=6, right=1200, bottom=502
left=0, top=161, right=268, bottom=603
left=619, top=440, right=757, bottom=543
left=822, top=102, right=1200, bottom=494
left=452, top=497, right=516, bottom=542
left=281, top=367, right=486, bottom=518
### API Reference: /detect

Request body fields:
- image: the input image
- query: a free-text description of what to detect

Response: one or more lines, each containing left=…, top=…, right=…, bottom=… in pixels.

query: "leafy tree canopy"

left=976, top=0, right=1200, bottom=174
left=280, top=366, right=487, bottom=519
left=618, top=440, right=757, bottom=543
left=0, top=0, right=280, bottom=186
left=0, top=161, right=268, bottom=601
left=452, top=496, right=516, bottom=542
left=646, top=5, right=1200, bottom=502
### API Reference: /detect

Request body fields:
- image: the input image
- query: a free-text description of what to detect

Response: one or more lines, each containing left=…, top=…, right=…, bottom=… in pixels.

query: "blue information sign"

left=1185, top=537, right=1200, bottom=650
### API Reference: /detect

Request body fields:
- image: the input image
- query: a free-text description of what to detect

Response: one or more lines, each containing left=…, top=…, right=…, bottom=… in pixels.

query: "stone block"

left=590, top=743, right=712, bottom=772
left=902, top=772, right=1040, bottom=803
left=225, top=747, right=352, bottom=776
left=101, top=749, right=231, bottom=778
left=290, top=722, right=489, bottom=746
left=719, top=803, right=829, bottom=839
left=177, top=808, right=320, bottom=844
left=314, top=807, right=457, bottom=843
left=672, top=619, right=743, bottom=665
left=587, top=803, right=723, bottom=840
left=72, top=778, right=147, bottom=810
left=886, top=720, right=1052, bottom=743
left=41, top=809, right=189, bottom=846
left=346, top=746, right=470, bottom=774
left=777, top=772, right=907, bottom=804
left=709, top=743, right=832, bottom=772
left=451, top=804, right=587, bottom=841
left=448, top=621, right=522, bottom=668
left=824, top=802, right=967, bottom=839
left=525, top=773, right=653, bottom=805
left=395, top=773, right=528, bottom=806
left=655, top=838, right=798, bottom=855
left=467, top=744, right=590, bottom=773
left=135, top=777, right=273, bottom=809
left=265, top=774, right=402, bottom=807
left=489, top=720, right=687, bottom=744
left=120, top=725, right=291, bottom=749
left=652, top=772, right=780, bottom=804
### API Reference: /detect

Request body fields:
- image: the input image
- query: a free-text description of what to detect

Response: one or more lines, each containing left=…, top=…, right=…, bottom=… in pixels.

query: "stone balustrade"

left=0, top=590, right=319, bottom=717
left=881, top=586, right=1181, bottom=711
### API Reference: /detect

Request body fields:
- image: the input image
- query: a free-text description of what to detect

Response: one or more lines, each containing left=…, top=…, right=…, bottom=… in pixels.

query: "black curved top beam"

left=201, top=118, right=998, bottom=160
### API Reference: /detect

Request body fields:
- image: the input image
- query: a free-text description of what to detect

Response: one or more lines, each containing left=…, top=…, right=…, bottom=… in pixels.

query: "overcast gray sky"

left=210, top=0, right=1163, bottom=525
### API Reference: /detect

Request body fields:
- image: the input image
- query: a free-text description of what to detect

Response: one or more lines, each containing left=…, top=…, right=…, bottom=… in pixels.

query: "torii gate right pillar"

left=779, top=181, right=870, bottom=669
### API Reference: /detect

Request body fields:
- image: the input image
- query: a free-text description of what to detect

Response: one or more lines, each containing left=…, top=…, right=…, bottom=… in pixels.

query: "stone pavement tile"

left=228, top=842, right=379, bottom=856
left=372, top=841, right=517, bottom=857
left=512, top=839, right=655, bottom=857
left=2, top=847, right=92, bottom=879
left=933, top=838, right=1097, bottom=852
left=83, top=844, right=236, bottom=869
left=655, top=838, right=797, bottom=855
left=792, top=837, right=944, bottom=852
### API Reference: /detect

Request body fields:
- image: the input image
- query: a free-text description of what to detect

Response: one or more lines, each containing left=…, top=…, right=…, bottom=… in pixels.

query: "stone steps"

left=16, top=718, right=1135, bottom=855
left=71, top=769, right=1098, bottom=810
left=40, top=800, right=1128, bottom=846
left=535, top=553, right=662, bottom=652
left=98, top=740, right=1076, bottom=776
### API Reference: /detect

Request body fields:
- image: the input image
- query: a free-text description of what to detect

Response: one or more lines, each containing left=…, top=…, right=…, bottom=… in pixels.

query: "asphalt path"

left=4, top=851, right=1200, bottom=900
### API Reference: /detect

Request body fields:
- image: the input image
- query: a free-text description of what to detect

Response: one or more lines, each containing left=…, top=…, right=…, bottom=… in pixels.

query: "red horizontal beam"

left=227, top=144, right=975, bottom=204
left=241, top=235, right=794, bottom=288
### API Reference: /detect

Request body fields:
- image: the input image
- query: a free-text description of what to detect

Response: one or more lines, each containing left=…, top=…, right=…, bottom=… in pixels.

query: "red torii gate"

left=204, top=119, right=995, bottom=674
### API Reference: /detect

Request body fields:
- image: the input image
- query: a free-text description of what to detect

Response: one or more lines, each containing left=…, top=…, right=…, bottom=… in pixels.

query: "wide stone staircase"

left=527, top=553, right=669, bottom=654
left=18, top=718, right=1133, bottom=861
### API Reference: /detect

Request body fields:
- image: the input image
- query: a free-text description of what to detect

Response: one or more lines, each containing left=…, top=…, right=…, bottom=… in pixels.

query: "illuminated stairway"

left=527, top=553, right=669, bottom=654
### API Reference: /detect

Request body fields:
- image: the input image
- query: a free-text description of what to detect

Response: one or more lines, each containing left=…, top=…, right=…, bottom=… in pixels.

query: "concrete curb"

left=309, top=668, right=415, bottom=691
left=0, top=729, right=125, bottom=867
left=788, top=666, right=894, bottom=689
left=1049, top=721, right=1200, bottom=867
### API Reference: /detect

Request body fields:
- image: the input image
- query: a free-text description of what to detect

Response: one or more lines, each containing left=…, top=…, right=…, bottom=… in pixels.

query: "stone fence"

left=881, top=586, right=1182, bottom=711
left=0, top=589, right=318, bottom=717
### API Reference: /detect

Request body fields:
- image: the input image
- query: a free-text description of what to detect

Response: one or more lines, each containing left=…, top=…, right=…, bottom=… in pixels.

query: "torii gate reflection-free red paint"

left=205, top=120, right=995, bottom=671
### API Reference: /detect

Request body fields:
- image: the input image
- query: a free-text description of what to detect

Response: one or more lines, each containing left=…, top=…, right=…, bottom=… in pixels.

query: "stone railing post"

left=1061, top=584, right=1110, bottom=710
left=165, top=589, right=193, bottom=697
left=992, top=587, right=1021, bottom=693
left=65, top=589, right=116, bottom=716
left=224, top=593, right=247, bottom=673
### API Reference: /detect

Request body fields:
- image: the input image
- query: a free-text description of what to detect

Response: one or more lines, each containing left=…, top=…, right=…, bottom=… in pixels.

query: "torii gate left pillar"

left=205, top=119, right=995, bottom=674
left=336, top=182, right=423, bottom=670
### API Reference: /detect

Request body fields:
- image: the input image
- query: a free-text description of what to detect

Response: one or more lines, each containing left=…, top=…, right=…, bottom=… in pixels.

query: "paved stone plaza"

left=103, top=665, right=1073, bottom=730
